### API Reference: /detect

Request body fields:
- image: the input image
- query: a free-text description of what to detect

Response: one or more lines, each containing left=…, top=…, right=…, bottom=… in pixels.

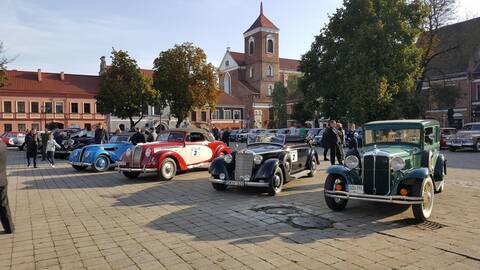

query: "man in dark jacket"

left=221, top=128, right=230, bottom=146
left=25, top=129, right=40, bottom=168
left=94, top=123, right=109, bottom=144
left=40, top=130, right=49, bottom=160
left=324, top=120, right=343, bottom=165
left=0, top=142, right=14, bottom=233
left=129, top=128, right=146, bottom=145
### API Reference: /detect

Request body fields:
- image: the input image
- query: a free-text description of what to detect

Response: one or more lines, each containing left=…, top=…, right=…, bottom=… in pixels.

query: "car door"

left=184, top=132, right=214, bottom=165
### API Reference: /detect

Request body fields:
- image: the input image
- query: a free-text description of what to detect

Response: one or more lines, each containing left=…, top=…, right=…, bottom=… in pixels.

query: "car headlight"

left=345, top=155, right=359, bottom=169
left=145, top=148, right=152, bottom=157
left=8, top=139, right=14, bottom=144
left=224, top=154, right=233, bottom=163
left=125, top=148, right=132, bottom=157
left=391, top=157, right=405, bottom=171
left=254, top=155, right=263, bottom=165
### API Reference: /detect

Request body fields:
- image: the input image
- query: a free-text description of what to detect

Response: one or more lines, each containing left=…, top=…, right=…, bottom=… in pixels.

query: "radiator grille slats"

left=363, top=155, right=390, bottom=195
left=132, top=146, right=142, bottom=168
left=235, top=153, right=254, bottom=181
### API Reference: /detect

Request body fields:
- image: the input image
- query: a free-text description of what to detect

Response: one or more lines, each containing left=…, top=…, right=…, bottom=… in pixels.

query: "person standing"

left=0, top=142, right=14, bottom=233
left=337, top=123, right=346, bottom=162
left=321, top=131, right=329, bottom=161
left=221, top=128, right=231, bottom=146
left=324, top=120, right=343, bottom=165
left=46, top=133, right=61, bottom=167
left=211, top=126, right=219, bottom=140
left=40, top=130, right=49, bottom=161
left=288, top=122, right=297, bottom=136
left=25, top=129, right=40, bottom=168
left=147, top=128, right=157, bottom=142
left=129, top=128, right=146, bottom=145
left=94, top=123, right=109, bottom=144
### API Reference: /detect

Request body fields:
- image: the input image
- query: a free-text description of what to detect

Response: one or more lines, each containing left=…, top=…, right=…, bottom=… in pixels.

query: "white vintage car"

left=447, top=122, right=480, bottom=152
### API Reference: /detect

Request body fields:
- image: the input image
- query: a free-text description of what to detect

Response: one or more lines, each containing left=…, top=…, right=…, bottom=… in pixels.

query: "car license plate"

left=348, top=184, right=364, bottom=194
left=117, top=161, right=126, bottom=166
left=225, top=180, right=245, bottom=187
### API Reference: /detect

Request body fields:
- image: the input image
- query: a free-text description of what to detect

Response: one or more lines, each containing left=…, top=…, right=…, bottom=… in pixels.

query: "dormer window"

left=225, top=60, right=229, bottom=67
left=267, top=35, right=274, bottom=54
left=249, top=37, right=255, bottom=55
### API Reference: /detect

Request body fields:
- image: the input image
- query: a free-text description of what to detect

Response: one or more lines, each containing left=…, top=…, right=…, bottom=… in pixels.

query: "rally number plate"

left=348, top=184, right=364, bottom=194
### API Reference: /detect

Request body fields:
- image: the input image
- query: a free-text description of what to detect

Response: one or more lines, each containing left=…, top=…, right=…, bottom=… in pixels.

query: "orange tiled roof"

left=228, top=51, right=300, bottom=72
left=244, top=4, right=279, bottom=33
left=217, top=92, right=244, bottom=106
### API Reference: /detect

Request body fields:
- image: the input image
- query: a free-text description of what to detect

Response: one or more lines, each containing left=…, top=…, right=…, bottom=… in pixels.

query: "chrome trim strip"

left=209, top=178, right=269, bottom=187
left=69, top=161, right=91, bottom=166
left=117, top=167, right=157, bottom=173
left=325, top=190, right=423, bottom=205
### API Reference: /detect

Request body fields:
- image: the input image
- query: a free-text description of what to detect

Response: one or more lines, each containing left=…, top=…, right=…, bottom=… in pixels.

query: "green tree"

left=96, top=49, right=159, bottom=130
left=271, top=82, right=288, bottom=128
left=153, top=43, right=218, bottom=127
left=291, top=101, right=311, bottom=125
left=299, top=0, right=427, bottom=124
left=430, top=85, right=463, bottom=109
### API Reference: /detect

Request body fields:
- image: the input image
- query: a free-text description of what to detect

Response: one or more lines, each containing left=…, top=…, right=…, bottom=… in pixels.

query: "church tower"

left=243, top=2, right=280, bottom=99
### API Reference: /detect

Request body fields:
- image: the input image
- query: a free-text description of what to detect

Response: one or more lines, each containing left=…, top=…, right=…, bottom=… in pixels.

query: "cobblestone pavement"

left=0, top=148, right=479, bottom=270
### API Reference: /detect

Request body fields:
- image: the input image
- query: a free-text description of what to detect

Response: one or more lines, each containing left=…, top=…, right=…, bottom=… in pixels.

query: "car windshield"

left=71, top=130, right=94, bottom=138
left=157, top=132, right=184, bottom=142
left=109, top=135, right=129, bottom=143
left=461, top=124, right=480, bottom=131
left=248, top=134, right=286, bottom=145
left=442, top=129, right=456, bottom=135
left=364, top=128, right=421, bottom=145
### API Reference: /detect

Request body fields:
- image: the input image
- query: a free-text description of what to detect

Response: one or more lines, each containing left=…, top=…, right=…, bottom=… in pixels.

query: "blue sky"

left=1, top=0, right=479, bottom=75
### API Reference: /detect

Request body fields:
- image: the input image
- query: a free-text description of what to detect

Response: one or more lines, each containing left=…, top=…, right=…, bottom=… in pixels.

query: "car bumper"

left=209, top=177, right=269, bottom=187
left=324, top=190, right=423, bottom=205
left=446, top=140, right=474, bottom=147
left=117, top=166, right=157, bottom=173
left=69, top=161, right=92, bottom=167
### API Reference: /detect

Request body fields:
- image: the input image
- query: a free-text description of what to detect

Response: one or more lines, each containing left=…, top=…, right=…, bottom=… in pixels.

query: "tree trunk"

left=176, top=117, right=183, bottom=128
left=129, top=117, right=135, bottom=131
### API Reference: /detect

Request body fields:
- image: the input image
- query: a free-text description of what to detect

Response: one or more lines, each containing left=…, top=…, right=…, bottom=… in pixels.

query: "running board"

left=187, top=162, right=210, bottom=169
left=290, top=170, right=310, bottom=179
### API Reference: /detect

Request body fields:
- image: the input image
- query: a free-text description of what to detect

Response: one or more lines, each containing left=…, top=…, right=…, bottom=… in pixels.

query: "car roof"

left=364, top=119, right=439, bottom=127
left=464, top=122, right=480, bottom=125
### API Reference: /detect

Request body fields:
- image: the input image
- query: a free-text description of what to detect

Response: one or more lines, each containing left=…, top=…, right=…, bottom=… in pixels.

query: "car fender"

left=209, top=157, right=230, bottom=178
left=154, top=150, right=188, bottom=171
left=93, top=150, right=112, bottom=162
left=306, top=148, right=319, bottom=169
left=254, top=158, right=280, bottom=179
left=214, top=144, right=231, bottom=157
left=326, top=165, right=351, bottom=182
left=67, top=149, right=81, bottom=162
left=433, top=154, right=446, bottom=181
left=405, top=167, right=429, bottom=180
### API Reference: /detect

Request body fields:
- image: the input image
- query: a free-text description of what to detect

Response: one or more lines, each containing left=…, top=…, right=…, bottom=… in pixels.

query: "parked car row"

left=445, top=122, right=480, bottom=152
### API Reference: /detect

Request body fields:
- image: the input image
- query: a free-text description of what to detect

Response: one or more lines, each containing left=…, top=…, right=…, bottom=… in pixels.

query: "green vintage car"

left=324, top=120, right=446, bottom=221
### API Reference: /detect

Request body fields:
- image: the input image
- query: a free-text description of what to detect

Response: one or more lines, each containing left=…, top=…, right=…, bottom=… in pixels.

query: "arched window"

left=266, top=35, right=274, bottom=54
left=224, top=72, right=232, bottom=95
left=267, top=65, right=273, bottom=77
left=249, top=67, right=254, bottom=78
left=249, top=37, right=255, bottom=55
left=267, top=84, right=274, bottom=96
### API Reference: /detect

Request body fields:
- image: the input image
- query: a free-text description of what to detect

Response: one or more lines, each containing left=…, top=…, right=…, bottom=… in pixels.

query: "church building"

left=218, top=3, right=301, bottom=128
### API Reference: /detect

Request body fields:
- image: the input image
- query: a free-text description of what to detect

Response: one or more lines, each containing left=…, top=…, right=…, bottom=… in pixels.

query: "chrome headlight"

left=224, top=154, right=233, bottom=164
left=391, top=157, right=405, bottom=171
left=8, top=139, right=14, bottom=144
left=145, top=148, right=152, bottom=157
left=125, top=148, right=132, bottom=157
left=345, top=155, right=359, bottom=169
left=253, top=155, right=263, bottom=165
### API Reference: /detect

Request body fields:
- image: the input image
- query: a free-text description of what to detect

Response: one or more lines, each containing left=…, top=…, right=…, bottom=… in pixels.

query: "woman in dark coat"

left=25, top=129, right=40, bottom=168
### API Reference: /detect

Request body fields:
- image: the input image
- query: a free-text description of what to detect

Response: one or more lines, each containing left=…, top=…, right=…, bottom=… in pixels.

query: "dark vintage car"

left=324, top=120, right=446, bottom=221
left=58, top=129, right=95, bottom=155
left=209, top=134, right=319, bottom=196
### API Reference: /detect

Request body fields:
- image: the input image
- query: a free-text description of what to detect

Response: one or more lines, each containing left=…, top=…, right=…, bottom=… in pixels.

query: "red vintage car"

left=118, top=128, right=231, bottom=180
left=1, top=131, right=25, bottom=148
left=440, top=128, right=457, bottom=149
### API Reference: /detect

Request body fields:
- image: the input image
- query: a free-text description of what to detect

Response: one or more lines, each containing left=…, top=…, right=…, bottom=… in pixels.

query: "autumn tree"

left=0, top=42, right=12, bottom=88
left=153, top=43, right=218, bottom=127
left=271, top=82, right=288, bottom=128
left=430, top=85, right=463, bottom=109
left=96, top=49, right=159, bottom=130
left=299, top=0, right=427, bottom=124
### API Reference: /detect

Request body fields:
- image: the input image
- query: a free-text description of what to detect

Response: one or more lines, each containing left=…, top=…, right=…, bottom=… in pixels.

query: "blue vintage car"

left=68, top=133, right=133, bottom=172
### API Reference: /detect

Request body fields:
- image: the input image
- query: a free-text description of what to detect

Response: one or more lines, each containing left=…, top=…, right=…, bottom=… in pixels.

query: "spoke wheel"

left=412, top=177, right=434, bottom=221
left=474, top=141, right=480, bottom=152
left=159, top=158, right=177, bottom=181
left=308, top=158, right=317, bottom=177
left=93, top=155, right=110, bottom=172
left=267, top=167, right=283, bottom=196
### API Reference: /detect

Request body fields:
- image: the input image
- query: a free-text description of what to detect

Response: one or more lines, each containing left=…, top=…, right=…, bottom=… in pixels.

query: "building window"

left=31, top=102, right=39, bottom=113
left=201, top=111, right=207, bottom=122
left=212, top=109, right=220, bottom=120
left=233, top=110, right=241, bottom=120
left=224, top=110, right=232, bottom=120
left=224, top=72, right=232, bottom=95
left=44, top=102, right=53, bottom=113
left=56, top=102, right=64, bottom=113
left=84, top=103, right=91, bottom=114
left=267, top=84, right=274, bottom=96
left=267, top=35, right=274, bottom=54
left=249, top=67, right=254, bottom=78
left=31, top=123, right=39, bottom=130
left=17, top=101, right=26, bottom=113
left=267, top=65, right=274, bottom=77
left=4, top=124, right=12, bottom=132
left=225, top=60, right=229, bottom=67
left=249, top=37, right=254, bottom=55
left=477, top=85, right=480, bottom=101
left=3, top=101, right=12, bottom=113
left=71, top=103, right=79, bottom=113
left=191, top=111, right=197, bottom=122
left=18, top=123, right=26, bottom=132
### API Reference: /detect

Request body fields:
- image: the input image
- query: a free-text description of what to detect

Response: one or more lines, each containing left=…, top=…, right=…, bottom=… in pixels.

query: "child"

left=46, top=133, right=61, bottom=167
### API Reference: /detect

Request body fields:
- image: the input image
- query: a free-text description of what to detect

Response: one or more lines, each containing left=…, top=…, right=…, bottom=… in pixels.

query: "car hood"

left=142, top=141, right=184, bottom=150
left=454, top=131, right=479, bottom=138
left=364, top=144, right=420, bottom=158
left=244, top=144, right=283, bottom=155
left=83, top=143, right=126, bottom=150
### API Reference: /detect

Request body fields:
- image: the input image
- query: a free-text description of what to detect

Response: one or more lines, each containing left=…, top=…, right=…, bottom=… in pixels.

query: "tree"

left=430, top=85, right=463, bottom=109
left=271, top=82, right=288, bottom=128
left=292, top=101, right=311, bottom=125
left=299, top=0, right=427, bottom=124
left=0, top=42, right=13, bottom=88
left=153, top=43, right=218, bottom=127
left=96, top=49, right=159, bottom=130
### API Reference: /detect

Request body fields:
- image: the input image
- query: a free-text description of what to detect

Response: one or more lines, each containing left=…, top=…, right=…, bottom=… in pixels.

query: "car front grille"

left=132, top=146, right=143, bottom=168
left=363, top=155, right=390, bottom=195
left=235, top=152, right=254, bottom=181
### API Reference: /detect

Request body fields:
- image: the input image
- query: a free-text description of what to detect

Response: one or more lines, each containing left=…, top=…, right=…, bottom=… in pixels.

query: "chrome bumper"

left=69, top=161, right=91, bottom=166
left=325, top=190, right=423, bottom=205
left=209, top=177, right=269, bottom=187
left=446, top=141, right=474, bottom=147
left=117, top=166, right=157, bottom=173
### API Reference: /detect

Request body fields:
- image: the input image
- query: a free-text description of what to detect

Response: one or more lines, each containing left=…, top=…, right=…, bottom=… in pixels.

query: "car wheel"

left=412, top=177, right=434, bottom=221
left=267, top=167, right=284, bottom=196
left=159, top=158, right=177, bottom=181
left=72, top=165, right=87, bottom=171
left=448, top=147, right=457, bottom=152
left=212, top=183, right=227, bottom=191
left=307, top=157, right=317, bottom=177
left=123, top=171, right=140, bottom=179
left=474, top=140, right=480, bottom=152
left=324, top=174, right=348, bottom=211
left=92, top=155, right=110, bottom=172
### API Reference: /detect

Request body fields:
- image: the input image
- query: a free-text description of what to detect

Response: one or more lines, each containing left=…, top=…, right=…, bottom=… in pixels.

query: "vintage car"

left=440, top=128, right=457, bottom=149
left=324, top=120, right=446, bottom=221
left=58, top=129, right=95, bottom=155
left=1, top=132, right=25, bottom=149
left=446, top=122, right=480, bottom=152
left=209, top=134, right=319, bottom=196
left=68, top=133, right=133, bottom=172
left=117, top=128, right=231, bottom=180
